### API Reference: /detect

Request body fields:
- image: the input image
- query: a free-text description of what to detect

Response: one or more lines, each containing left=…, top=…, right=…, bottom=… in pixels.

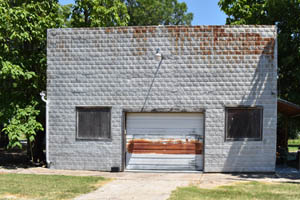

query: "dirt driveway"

left=74, top=172, right=202, bottom=200
left=0, top=167, right=299, bottom=200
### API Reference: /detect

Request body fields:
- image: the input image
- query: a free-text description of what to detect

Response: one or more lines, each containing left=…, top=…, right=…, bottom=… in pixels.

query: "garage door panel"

left=126, top=153, right=201, bottom=171
left=127, top=120, right=203, bottom=129
left=126, top=155, right=196, bottom=165
left=126, top=134, right=203, bottom=139
left=127, top=153, right=200, bottom=158
left=127, top=113, right=203, bottom=129
left=126, top=165, right=197, bottom=171
left=127, top=113, right=203, bottom=119
left=126, top=113, right=204, bottom=171
left=127, top=128, right=203, bottom=135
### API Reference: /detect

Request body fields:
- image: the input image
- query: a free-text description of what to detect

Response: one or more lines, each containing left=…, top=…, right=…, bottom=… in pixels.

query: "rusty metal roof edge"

left=47, top=25, right=276, bottom=31
left=278, top=98, right=300, bottom=118
left=278, top=98, right=300, bottom=109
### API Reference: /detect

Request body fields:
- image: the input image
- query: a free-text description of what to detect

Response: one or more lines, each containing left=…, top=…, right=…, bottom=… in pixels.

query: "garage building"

left=47, top=25, right=277, bottom=172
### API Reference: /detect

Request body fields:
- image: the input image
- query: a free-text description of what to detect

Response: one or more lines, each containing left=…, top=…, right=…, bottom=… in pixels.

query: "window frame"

left=76, top=106, right=112, bottom=140
left=225, top=106, right=263, bottom=142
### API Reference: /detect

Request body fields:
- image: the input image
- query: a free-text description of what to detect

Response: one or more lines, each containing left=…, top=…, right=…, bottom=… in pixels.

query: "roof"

left=278, top=98, right=300, bottom=117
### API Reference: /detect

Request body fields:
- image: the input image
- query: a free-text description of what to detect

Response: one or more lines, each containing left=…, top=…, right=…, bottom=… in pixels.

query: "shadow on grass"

left=284, top=181, right=300, bottom=184
left=227, top=172, right=300, bottom=180
left=224, top=155, right=300, bottom=181
left=288, top=145, right=300, bottom=148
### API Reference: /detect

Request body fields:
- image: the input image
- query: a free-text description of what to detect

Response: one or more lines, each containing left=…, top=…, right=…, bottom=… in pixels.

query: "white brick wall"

left=47, top=25, right=277, bottom=172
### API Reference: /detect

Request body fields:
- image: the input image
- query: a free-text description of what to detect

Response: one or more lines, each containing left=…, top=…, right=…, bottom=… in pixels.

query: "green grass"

left=168, top=181, right=300, bottom=200
left=0, top=173, right=108, bottom=200
left=288, top=138, right=300, bottom=152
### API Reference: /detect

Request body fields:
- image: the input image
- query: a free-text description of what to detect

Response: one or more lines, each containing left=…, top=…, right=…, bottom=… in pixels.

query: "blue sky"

left=59, top=0, right=227, bottom=25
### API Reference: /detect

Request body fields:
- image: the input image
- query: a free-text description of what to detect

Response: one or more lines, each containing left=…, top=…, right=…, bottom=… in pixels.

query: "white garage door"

left=125, top=113, right=204, bottom=171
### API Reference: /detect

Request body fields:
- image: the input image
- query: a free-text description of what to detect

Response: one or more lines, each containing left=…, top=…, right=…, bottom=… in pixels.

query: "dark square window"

left=76, top=107, right=111, bottom=139
left=225, top=107, right=263, bottom=141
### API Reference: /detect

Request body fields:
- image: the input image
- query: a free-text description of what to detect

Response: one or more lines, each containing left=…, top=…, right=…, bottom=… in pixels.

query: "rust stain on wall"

left=127, top=139, right=203, bottom=154
left=103, top=26, right=275, bottom=59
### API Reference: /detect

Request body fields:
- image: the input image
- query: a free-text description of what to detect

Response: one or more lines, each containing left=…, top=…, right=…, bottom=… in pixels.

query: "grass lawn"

left=168, top=181, right=300, bottom=200
left=0, top=173, right=108, bottom=200
left=288, top=138, right=300, bottom=152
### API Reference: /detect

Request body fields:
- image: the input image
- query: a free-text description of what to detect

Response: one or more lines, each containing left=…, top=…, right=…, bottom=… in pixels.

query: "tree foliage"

left=71, top=0, right=129, bottom=27
left=0, top=0, right=62, bottom=157
left=123, top=0, right=193, bottom=26
left=70, top=0, right=193, bottom=27
left=218, top=0, right=269, bottom=25
left=3, top=103, right=43, bottom=161
left=218, top=0, right=300, bottom=105
left=58, top=4, right=73, bottom=28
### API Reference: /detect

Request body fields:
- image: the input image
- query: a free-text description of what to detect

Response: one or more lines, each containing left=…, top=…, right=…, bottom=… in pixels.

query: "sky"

left=58, top=0, right=227, bottom=25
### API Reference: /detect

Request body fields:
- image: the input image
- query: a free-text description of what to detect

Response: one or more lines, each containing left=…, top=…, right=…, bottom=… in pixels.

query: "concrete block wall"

left=47, top=25, right=277, bottom=172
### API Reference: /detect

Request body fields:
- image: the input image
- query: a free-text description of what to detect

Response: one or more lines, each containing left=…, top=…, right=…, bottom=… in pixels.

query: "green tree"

left=0, top=0, right=62, bottom=161
left=71, top=0, right=129, bottom=27
left=123, top=0, right=193, bottom=26
left=59, top=4, right=73, bottom=28
left=3, top=104, right=43, bottom=161
left=218, top=0, right=300, bottom=105
left=218, top=0, right=269, bottom=25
